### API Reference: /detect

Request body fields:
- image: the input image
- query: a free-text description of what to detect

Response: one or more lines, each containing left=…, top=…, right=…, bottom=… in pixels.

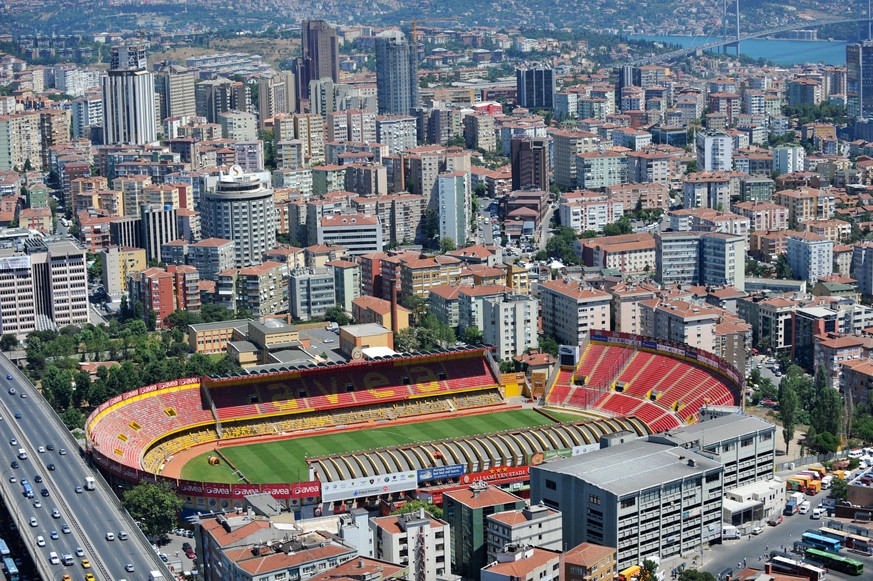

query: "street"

left=701, top=486, right=871, bottom=580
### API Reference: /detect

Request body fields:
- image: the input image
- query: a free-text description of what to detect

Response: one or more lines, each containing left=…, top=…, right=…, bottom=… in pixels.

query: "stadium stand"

left=87, top=350, right=505, bottom=477
left=546, top=341, right=738, bottom=433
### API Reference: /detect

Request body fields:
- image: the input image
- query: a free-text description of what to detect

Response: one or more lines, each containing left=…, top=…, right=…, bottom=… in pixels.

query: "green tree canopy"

left=122, top=481, right=184, bottom=539
left=779, top=381, right=798, bottom=454
left=391, top=499, right=443, bottom=519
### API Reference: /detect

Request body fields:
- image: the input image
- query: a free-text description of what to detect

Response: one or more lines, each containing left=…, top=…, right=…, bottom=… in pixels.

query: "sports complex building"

left=85, top=330, right=743, bottom=516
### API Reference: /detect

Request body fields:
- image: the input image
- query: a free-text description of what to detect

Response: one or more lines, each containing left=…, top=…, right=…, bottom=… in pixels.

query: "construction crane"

left=400, top=18, right=445, bottom=44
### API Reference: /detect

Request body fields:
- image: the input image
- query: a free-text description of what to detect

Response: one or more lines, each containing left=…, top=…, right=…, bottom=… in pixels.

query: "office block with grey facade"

left=289, top=268, right=336, bottom=320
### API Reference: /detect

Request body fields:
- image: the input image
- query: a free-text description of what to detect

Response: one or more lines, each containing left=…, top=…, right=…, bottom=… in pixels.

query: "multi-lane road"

left=0, top=353, right=172, bottom=580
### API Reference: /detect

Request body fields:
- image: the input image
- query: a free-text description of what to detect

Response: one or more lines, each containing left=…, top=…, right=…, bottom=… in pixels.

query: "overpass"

left=630, top=17, right=871, bottom=66
left=0, top=353, right=172, bottom=580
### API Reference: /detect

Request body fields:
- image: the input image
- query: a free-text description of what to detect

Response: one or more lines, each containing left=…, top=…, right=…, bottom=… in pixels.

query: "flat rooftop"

left=533, top=440, right=721, bottom=497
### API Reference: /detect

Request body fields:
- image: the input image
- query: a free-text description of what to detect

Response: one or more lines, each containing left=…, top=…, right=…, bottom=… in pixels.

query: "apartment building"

left=399, top=255, right=463, bottom=301
left=530, top=438, right=723, bottom=570
left=317, top=213, right=384, bottom=257
left=731, top=201, right=789, bottom=232
left=99, top=245, right=146, bottom=297
left=370, top=511, right=451, bottom=581
left=485, top=504, right=562, bottom=562
left=539, top=279, right=611, bottom=346
left=639, top=298, right=722, bottom=353
left=577, top=232, right=656, bottom=275
left=772, top=188, right=835, bottom=227
left=289, top=268, right=336, bottom=320
left=787, top=231, right=833, bottom=283
left=481, top=293, right=539, bottom=361
left=655, top=232, right=700, bottom=287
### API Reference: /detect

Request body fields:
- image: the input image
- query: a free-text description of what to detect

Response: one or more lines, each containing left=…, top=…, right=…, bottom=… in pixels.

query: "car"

left=81, top=559, right=90, bottom=569
left=125, top=563, right=134, bottom=572
left=29, top=517, right=37, bottom=527
left=58, top=448, right=66, bottom=455
left=768, top=515, right=783, bottom=526
left=33, top=500, right=41, bottom=508
left=36, top=535, right=45, bottom=547
left=74, top=486, right=82, bottom=493
left=47, top=464, right=55, bottom=471
left=10, top=461, right=18, bottom=469
left=51, top=508, right=60, bottom=519
left=41, top=488, right=49, bottom=497
left=14, top=412, right=20, bottom=419
left=37, top=446, right=45, bottom=453
left=7, top=387, right=14, bottom=394
left=7, top=475, right=15, bottom=483
left=105, top=532, right=115, bottom=541
left=751, top=525, right=764, bottom=535
left=85, top=574, right=95, bottom=581
left=118, top=530, right=128, bottom=540
left=182, top=542, right=192, bottom=551
left=34, top=475, right=41, bottom=483
left=73, top=547, right=84, bottom=557
left=50, top=530, right=58, bottom=540
left=6, top=374, right=12, bottom=380
left=19, top=392, right=26, bottom=398
left=160, top=553, right=169, bottom=562
left=186, top=530, right=195, bottom=537
left=61, top=523, right=70, bottom=534
left=45, top=443, right=53, bottom=451
left=62, top=576, right=71, bottom=581
left=9, top=438, right=17, bottom=445
left=323, top=338, right=334, bottom=343
left=756, top=363, right=762, bottom=369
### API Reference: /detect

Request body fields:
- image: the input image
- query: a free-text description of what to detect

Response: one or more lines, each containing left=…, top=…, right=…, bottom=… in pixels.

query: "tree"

left=0, top=333, right=18, bottom=351
left=394, top=328, right=420, bottom=352
left=463, top=326, right=483, bottom=345
left=829, top=476, right=848, bottom=500
left=538, top=335, right=559, bottom=357
left=775, top=254, right=793, bottom=280
left=779, top=381, right=798, bottom=454
left=60, top=407, right=85, bottom=431
left=41, top=365, right=74, bottom=409
left=324, top=306, right=351, bottom=326
left=121, top=481, right=183, bottom=540
left=439, top=237, right=457, bottom=253
left=639, top=559, right=659, bottom=581
left=391, top=499, right=443, bottom=519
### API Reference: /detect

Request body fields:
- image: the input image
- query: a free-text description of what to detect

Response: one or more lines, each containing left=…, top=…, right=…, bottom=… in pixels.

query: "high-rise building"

left=437, top=171, right=470, bottom=246
left=258, top=72, right=295, bottom=126
left=511, top=135, right=549, bottom=191
left=102, top=44, right=157, bottom=145
left=516, top=66, right=556, bottom=110
left=0, top=239, right=89, bottom=338
left=656, top=232, right=701, bottom=287
left=787, top=231, right=833, bottom=283
left=71, top=96, right=103, bottom=140
left=370, top=511, right=452, bottom=581
left=375, top=30, right=419, bottom=116
left=153, top=63, right=196, bottom=122
left=539, top=280, right=611, bottom=346
left=773, top=145, right=805, bottom=175
left=847, top=40, right=873, bottom=118
left=140, top=204, right=179, bottom=263
left=700, top=232, right=746, bottom=291
left=301, top=20, right=339, bottom=92
left=195, top=78, right=251, bottom=123
left=99, top=245, right=146, bottom=297
left=201, top=167, right=277, bottom=268
left=695, top=131, right=733, bottom=172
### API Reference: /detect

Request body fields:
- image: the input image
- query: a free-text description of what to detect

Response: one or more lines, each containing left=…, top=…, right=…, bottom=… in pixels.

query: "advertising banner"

left=460, top=466, right=529, bottom=484
left=320, top=471, right=418, bottom=503
left=231, top=483, right=262, bottom=497
left=417, top=464, right=465, bottom=483
left=262, top=484, right=293, bottom=500
left=291, top=481, right=322, bottom=499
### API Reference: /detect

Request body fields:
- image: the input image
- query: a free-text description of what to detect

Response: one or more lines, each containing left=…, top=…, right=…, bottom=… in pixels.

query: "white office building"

left=370, top=510, right=451, bottom=581
left=695, top=131, right=733, bottom=172
left=437, top=171, right=470, bottom=246
left=773, top=145, right=805, bottom=175
left=787, top=231, right=833, bottom=283
left=482, top=294, right=539, bottom=361
left=101, top=44, right=157, bottom=145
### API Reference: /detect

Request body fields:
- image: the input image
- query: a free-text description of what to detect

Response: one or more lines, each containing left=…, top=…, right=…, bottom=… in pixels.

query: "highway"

left=0, top=353, right=172, bottom=580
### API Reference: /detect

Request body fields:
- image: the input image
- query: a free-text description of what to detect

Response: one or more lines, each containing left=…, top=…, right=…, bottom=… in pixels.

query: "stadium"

left=84, top=330, right=743, bottom=513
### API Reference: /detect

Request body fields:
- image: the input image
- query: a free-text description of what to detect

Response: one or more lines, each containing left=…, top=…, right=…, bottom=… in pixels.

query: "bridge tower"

left=722, top=0, right=741, bottom=55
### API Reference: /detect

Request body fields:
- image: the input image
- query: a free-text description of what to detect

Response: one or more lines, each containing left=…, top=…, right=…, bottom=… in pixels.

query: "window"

left=546, top=479, right=556, bottom=490
left=620, top=497, right=635, bottom=509
left=589, top=494, right=601, bottom=505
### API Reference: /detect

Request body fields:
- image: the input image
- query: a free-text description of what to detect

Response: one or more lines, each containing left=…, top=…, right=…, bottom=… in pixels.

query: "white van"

left=722, top=525, right=740, bottom=540
left=811, top=508, right=823, bottom=519
left=848, top=449, right=863, bottom=458
left=48, top=551, right=59, bottom=565
left=799, top=501, right=811, bottom=514
left=17, top=448, right=26, bottom=460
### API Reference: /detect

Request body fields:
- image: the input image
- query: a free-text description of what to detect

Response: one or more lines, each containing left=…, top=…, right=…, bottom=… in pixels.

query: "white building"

left=486, top=504, right=563, bottom=562
left=481, top=545, right=562, bottom=581
left=773, top=145, right=805, bottom=175
left=482, top=294, right=539, bottom=361
left=696, top=131, right=733, bottom=172
left=437, top=171, right=470, bottom=246
left=201, top=166, right=277, bottom=268
left=539, top=279, right=611, bottom=346
left=218, top=111, right=258, bottom=141
left=787, top=231, right=833, bottom=283
left=317, top=213, right=384, bottom=256
left=700, top=232, right=746, bottom=291
left=370, top=510, right=451, bottom=581
left=375, top=115, right=417, bottom=155
left=71, top=95, right=103, bottom=139
left=559, top=195, right=624, bottom=233
left=102, top=44, right=157, bottom=145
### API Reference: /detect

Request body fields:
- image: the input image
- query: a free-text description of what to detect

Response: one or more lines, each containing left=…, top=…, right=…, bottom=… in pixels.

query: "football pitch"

left=179, top=409, right=553, bottom=484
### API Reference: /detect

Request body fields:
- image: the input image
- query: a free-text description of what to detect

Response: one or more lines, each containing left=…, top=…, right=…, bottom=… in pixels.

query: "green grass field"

left=543, top=409, right=597, bottom=423
left=180, top=409, right=553, bottom=484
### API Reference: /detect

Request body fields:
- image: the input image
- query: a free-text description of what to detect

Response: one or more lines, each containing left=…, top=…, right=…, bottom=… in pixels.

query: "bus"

left=769, top=555, right=827, bottom=581
left=801, top=532, right=841, bottom=553
left=20, top=483, right=32, bottom=499
left=803, top=548, right=864, bottom=576
left=2, top=557, right=18, bottom=581
left=818, top=527, right=849, bottom=542
left=0, top=540, right=8, bottom=558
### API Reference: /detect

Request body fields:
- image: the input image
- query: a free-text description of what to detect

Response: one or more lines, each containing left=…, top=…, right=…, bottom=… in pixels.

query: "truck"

left=722, top=525, right=740, bottom=540
left=786, top=478, right=806, bottom=492
left=784, top=501, right=799, bottom=516
left=820, top=474, right=833, bottom=489
left=804, top=480, right=821, bottom=495
left=148, top=572, right=165, bottom=581
left=789, top=491, right=804, bottom=504
left=84, top=476, right=95, bottom=491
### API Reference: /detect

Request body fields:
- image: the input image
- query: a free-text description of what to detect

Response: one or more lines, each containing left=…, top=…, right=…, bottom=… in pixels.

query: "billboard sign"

left=417, top=464, right=465, bottom=483
left=320, top=471, right=418, bottom=503
left=290, top=481, right=321, bottom=499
